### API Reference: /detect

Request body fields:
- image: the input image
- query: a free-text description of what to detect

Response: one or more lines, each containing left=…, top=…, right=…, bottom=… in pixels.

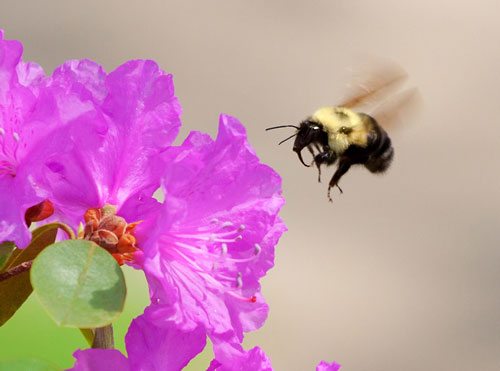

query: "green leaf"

left=0, top=357, right=61, bottom=371
left=0, top=224, right=59, bottom=326
left=6, top=223, right=66, bottom=269
left=31, top=240, right=126, bottom=328
left=0, top=242, right=15, bottom=271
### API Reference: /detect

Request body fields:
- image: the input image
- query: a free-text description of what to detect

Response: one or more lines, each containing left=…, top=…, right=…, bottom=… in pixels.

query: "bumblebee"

left=267, top=64, right=418, bottom=201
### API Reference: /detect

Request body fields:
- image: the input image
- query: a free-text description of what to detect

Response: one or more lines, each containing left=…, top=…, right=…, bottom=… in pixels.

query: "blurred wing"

left=339, top=63, right=408, bottom=109
left=371, top=87, right=422, bottom=130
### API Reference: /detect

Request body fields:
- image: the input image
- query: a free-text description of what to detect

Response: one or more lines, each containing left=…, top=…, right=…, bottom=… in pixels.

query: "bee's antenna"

left=265, top=125, right=300, bottom=131
left=278, top=132, right=299, bottom=145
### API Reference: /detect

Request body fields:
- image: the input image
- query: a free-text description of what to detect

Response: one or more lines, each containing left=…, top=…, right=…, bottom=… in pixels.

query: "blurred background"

left=1, top=1, right=499, bottom=370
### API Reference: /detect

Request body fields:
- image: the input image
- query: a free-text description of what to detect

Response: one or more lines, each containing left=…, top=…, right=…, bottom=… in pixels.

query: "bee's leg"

left=316, top=162, right=322, bottom=183
left=313, top=153, right=328, bottom=182
left=314, top=150, right=337, bottom=183
left=313, top=143, right=322, bottom=154
left=327, top=160, right=351, bottom=202
left=307, top=145, right=323, bottom=182
left=313, top=144, right=324, bottom=182
left=307, top=145, right=316, bottom=165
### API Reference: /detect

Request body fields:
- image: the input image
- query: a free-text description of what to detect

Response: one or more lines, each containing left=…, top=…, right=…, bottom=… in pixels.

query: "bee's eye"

left=339, top=126, right=351, bottom=134
left=312, top=126, right=320, bottom=130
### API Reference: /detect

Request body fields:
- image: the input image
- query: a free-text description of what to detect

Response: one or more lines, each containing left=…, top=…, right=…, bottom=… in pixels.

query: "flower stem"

left=55, top=222, right=76, bottom=240
left=0, top=261, right=32, bottom=282
left=92, top=325, right=114, bottom=349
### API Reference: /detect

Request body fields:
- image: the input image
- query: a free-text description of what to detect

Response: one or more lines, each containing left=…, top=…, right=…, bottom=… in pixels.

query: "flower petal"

left=101, top=60, right=181, bottom=206
left=208, top=339, right=272, bottom=371
left=141, top=114, right=286, bottom=341
left=27, top=59, right=181, bottom=227
left=316, top=360, right=342, bottom=371
left=126, top=315, right=206, bottom=371
left=0, top=178, right=33, bottom=247
left=0, top=30, right=45, bottom=246
left=71, top=349, right=130, bottom=371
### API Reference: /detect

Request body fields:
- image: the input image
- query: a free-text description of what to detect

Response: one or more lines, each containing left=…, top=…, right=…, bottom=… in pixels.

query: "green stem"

left=92, top=325, right=114, bottom=349
left=55, top=222, right=76, bottom=240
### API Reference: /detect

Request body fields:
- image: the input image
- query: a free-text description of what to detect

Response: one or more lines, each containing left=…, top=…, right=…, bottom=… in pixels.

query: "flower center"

left=166, top=218, right=261, bottom=303
left=79, top=205, right=140, bottom=265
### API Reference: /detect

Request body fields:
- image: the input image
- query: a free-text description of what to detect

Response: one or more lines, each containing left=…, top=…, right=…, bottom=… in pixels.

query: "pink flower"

left=28, top=58, right=181, bottom=234
left=72, top=314, right=271, bottom=371
left=2, top=31, right=286, bottom=369
left=0, top=30, right=47, bottom=247
left=207, top=342, right=273, bottom=371
left=71, top=115, right=285, bottom=370
left=72, top=316, right=206, bottom=371
left=0, top=30, right=181, bottom=252
left=316, top=360, right=342, bottom=371
left=140, top=114, right=285, bottom=343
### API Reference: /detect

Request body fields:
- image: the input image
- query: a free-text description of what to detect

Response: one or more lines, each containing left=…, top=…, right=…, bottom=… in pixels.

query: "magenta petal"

left=0, top=32, right=22, bottom=91
left=141, top=114, right=286, bottom=340
left=71, top=349, right=130, bottom=371
left=0, top=31, right=46, bottom=246
left=51, top=59, right=107, bottom=104
left=0, top=178, right=32, bottom=247
left=209, top=340, right=273, bottom=371
left=101, top=60, right=181, bottom=207
left=316, top=361, right=342, bottom=371
left=25, top=107, right=110, bottom=226
left=126, top=315, right=206, bottom=370
left=69, top=317, right=206, bottom=371
left=26, top=59, right=182, bottom=227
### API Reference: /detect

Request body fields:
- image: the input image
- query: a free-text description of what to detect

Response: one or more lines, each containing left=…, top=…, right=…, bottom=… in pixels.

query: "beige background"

left=1, top=1, right=499, bottom=370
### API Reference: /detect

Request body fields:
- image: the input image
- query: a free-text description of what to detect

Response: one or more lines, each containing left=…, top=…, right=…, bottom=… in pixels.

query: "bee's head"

left=292, top=120, right=323, bottom=167
left=265, top=120, right=324, bottom=167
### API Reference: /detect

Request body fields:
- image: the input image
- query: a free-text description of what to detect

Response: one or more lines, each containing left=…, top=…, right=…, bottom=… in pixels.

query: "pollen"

left=80, top=205, right=141, bottom=265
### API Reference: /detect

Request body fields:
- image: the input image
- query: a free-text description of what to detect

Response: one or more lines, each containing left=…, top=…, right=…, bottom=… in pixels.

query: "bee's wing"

left=338, top=63, right=408, bottom=109
left=371, top=87, right=422, bottom=130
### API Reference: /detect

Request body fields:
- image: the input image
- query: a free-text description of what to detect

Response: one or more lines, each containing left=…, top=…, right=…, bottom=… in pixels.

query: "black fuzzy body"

left=350, top=113, right=394, bottom=173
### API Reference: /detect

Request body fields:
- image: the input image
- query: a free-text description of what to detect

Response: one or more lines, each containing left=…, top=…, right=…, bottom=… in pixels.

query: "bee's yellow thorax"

left=312, top=107, right=368, bottom=153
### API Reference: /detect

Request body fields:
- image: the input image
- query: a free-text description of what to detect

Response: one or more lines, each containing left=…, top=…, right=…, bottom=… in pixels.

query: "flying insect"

left=267, top=64, right=419, bottom=202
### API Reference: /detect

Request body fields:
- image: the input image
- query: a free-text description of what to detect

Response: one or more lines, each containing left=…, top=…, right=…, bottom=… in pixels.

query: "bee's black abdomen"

left=364, top=118, right=394, bottom=173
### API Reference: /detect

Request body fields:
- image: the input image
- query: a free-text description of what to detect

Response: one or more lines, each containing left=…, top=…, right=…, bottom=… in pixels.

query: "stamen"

left=254, top=243, right=262, bottom=255
left=166, top=220, right=266, bottom=304
left=176, top=230, right=239, bottom=241
left=0, top=128, right=5, bottom=136
left=12, top=132, right=19, bottom=142
left=236, top=272, right=243, bottom=288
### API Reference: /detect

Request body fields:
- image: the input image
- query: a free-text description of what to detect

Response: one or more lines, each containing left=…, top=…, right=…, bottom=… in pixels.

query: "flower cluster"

left=0, top=31, right=340, bottom=370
